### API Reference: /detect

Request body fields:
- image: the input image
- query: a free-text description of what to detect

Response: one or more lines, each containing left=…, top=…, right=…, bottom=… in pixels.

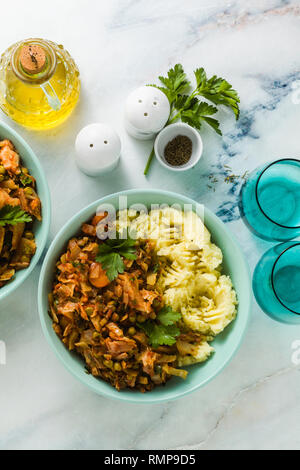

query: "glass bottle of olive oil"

left=0, top=38, right=80, bottom=130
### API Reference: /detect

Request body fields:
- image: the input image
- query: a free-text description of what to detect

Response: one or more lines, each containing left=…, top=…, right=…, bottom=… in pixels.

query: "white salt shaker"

left=125, top=86, right=170, bottom=140
left=75, top=123, right=121, bottom=176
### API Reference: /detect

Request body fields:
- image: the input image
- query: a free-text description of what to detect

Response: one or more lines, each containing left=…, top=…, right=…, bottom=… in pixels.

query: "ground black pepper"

left=164, top=135, right=193, bottom=167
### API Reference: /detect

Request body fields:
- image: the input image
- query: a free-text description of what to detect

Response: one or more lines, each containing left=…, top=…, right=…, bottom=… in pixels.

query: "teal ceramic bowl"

left=38, top=190, right=251, bottom=404
left=0, top=121, right=51, bottom=302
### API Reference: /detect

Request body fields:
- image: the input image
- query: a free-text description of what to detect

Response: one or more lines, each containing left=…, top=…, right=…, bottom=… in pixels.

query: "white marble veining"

left=0, top=0, right=300, bottom=450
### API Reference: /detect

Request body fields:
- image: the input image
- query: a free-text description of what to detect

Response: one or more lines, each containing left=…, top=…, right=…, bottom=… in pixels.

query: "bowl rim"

left=38, top=189, right=252, bottom=404
left=0, top=121, right=51, bottom=302
left=154, top=123, right=203, bottom=172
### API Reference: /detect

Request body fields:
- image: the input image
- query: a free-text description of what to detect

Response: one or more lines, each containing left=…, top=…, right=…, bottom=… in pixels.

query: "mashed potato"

left=118, top=207, right=237, bottom=367
left=177, top=341, right=215, bottom=367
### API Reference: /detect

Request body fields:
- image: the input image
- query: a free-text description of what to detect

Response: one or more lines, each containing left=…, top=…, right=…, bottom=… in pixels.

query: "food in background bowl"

left=0, top=139, right=42, bottom=287
left=48, top=207, right=237, bottom=393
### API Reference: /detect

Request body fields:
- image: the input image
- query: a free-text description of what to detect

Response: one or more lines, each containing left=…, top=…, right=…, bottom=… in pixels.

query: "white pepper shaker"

left=75, top=123, right=121, bottom=176
left=125, top=86, right=170, bottom=140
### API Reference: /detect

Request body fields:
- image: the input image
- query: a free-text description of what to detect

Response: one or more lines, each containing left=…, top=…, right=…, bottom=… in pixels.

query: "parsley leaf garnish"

left=138, top=306, right=182, bottom=348
left=144, top=64, right=240, bottom=174
left=19, top=173, right=33, bottom=187
left=157, top=306, right=182, bottom=326
left=0, top=205, right=32, bottom=227
left=98, top=252, right=125, bottom=282
left=140, top=323, right=180, bottom=348
left=96, top=229, right=137, bottom=282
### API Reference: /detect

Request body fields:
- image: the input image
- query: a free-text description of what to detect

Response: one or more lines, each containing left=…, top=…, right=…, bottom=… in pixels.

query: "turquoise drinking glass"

left=239, top=159, right=300, bottom=241
left=253, top=242, right=300, bottom=324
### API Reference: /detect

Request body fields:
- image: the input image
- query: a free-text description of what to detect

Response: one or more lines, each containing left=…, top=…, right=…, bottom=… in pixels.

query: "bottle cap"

left=20, top=45, right=46, bottom=74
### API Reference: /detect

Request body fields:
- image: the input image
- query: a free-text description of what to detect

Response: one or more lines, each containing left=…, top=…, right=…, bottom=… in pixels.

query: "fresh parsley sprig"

left=0, top=205, right=32, bottom=227
left=138, top=306, right=182, bottom=348
left=144, top=64, right=240, bottom=175
left=96, top=229, right=137, bottom=282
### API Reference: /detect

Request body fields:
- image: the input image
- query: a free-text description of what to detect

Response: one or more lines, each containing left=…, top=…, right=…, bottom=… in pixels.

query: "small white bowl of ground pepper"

left=154, top=123, right=203, bottom=172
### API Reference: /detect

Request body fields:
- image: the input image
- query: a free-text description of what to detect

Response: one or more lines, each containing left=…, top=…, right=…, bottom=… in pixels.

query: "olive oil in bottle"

left=0, top=38, right=80, bottom=130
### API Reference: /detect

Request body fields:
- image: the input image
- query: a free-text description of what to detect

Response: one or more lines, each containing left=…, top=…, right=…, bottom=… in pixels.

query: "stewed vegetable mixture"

left=0, top=139, right=41, bottom=287
left=48, top=214, right=202, bottom=392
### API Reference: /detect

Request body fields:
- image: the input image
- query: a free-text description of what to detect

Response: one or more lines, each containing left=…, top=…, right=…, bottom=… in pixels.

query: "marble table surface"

left=1, top=0, right=300, bottom=451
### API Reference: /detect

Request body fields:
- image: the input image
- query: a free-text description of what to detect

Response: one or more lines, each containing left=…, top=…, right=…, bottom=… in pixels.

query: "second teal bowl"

left=38, top=189, right=251, bottom=404
left=0, top=121, right=51, bottom=302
